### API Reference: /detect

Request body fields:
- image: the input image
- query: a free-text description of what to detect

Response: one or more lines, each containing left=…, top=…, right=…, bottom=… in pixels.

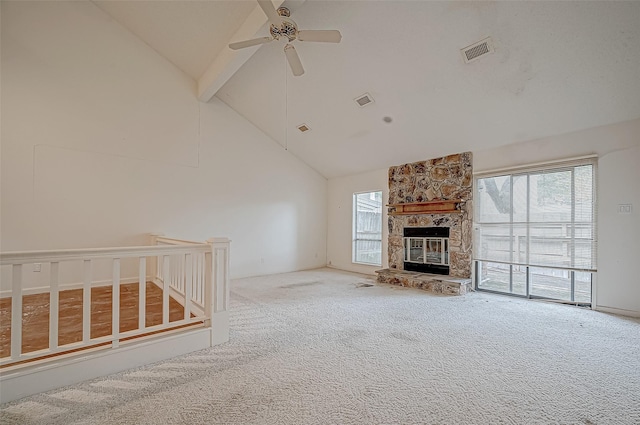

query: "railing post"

left=162, top=255, right=170, bottom=325
left=184, top=253, right=193, bottom=321
left=49, top=262, right=60, bottom=351
left=82, top=260, right=92, bottom=343
left=11, top=264, right=23, bottom=361
left=206, top=237, right=230, bottom=346
left=112, top=258, right=121, bottom=348
left=138, top=257, right=146, bottom=331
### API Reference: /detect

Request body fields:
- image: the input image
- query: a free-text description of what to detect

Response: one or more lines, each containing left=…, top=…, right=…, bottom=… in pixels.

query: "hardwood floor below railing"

left=0, top=282, right=191, bottom=361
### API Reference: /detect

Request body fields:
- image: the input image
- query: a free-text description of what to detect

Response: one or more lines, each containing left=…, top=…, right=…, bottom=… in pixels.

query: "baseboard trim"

left=0, top=328, right=213, bottom=403
left=326, top=264, right=378, bottom=276
left=594, top=305, right=640, bottom=318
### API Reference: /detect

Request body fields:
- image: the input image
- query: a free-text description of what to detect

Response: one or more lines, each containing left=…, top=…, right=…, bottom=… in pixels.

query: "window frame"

left=352, top=190, right=383, bottom=266
left=473, top=157, right=597, bottom=304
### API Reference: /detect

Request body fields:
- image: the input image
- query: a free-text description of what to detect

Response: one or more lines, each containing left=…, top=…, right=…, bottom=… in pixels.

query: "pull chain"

left=285, top=53, right=288, bottom=151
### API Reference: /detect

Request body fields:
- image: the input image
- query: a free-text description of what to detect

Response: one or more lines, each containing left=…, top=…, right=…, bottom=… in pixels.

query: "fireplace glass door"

left=405, top=237, right=449, bottom=266
left=407, top=238, right=424, bottom=263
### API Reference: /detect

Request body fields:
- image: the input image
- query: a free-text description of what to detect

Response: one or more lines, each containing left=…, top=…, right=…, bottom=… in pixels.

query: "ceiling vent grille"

left=354, top=93, right=374, bottom=107
left=297, top=124, right=310, bottom=133
left=461, top=37, right=494, bottom=63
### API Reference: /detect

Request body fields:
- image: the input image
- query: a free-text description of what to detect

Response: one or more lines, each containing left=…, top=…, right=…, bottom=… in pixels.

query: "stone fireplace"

left=376, top=152, right=473, bottom=295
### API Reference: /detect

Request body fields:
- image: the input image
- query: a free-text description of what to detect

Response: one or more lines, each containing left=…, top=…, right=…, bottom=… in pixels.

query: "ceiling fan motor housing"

left=270, top=7, right=298, bottom=41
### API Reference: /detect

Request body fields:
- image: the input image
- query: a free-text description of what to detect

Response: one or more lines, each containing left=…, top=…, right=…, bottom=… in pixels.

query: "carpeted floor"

left=1, top=268, right=639, bottom=424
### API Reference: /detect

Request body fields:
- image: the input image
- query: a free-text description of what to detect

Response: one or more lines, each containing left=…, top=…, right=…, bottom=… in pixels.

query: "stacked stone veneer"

left=377, top=152, right=473, bottom=294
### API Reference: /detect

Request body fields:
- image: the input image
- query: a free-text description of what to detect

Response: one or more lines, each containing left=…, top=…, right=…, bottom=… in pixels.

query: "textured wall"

left=387, top=153, right=473, bottom=278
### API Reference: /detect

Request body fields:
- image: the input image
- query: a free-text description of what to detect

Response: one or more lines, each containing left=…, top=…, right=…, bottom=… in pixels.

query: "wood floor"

left=0, top=282, right=189, bottom=360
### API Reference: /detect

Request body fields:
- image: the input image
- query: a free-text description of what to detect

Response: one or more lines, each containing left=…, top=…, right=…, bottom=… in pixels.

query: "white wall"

left=0, top=1, right=327, bottom=286
left=594, top=145, right=640, bottom=315
left=475, top=119, right=640, bottom=316
left=327, top=168, right=388, bottom=275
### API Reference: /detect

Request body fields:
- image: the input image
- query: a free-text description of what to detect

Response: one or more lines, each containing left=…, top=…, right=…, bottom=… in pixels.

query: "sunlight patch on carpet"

left=49, top=389, right=112, bottom=403
left=2, top=401, right=67, bottom=419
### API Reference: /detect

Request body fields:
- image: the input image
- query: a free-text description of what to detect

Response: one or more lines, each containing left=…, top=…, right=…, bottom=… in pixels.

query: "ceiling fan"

left=228, top=0, right=342, bottom=76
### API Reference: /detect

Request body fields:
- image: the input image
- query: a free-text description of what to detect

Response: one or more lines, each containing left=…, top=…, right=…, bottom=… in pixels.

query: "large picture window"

left=474, top=158, right=596, bottom=303
left=353, top=191, right=383, bottom=265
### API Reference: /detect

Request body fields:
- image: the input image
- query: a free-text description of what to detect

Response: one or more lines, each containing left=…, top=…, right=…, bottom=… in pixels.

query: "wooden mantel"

left=387, top=199, right=464, bottom=215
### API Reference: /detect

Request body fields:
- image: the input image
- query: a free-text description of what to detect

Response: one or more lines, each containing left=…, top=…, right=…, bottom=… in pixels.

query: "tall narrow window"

left=474, top=158, right=596, bottom=304
left=353, top=191, right=383, bottom=265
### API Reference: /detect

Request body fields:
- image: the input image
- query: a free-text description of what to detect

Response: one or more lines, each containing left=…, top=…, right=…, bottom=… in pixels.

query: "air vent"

left=354, top=93, right=374, bottom=107
left=297, top=123, right=310, bottom=133
left=461, top=37, right=494, bottom=63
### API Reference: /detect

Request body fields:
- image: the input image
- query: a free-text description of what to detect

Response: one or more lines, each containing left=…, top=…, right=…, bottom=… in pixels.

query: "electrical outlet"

left=618, top=204, right=633, bottom=214
left=34, top=263, right=42, bottom=272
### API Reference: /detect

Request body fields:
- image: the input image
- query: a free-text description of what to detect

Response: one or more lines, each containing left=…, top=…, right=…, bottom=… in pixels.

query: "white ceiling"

left=93, top=0, right=257, bottom=80
left=95, top=1, right=640, bottom=179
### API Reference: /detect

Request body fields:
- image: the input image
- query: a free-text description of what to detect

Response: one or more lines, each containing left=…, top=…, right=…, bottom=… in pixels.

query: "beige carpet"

left=1, top=268, right=639, bottom=424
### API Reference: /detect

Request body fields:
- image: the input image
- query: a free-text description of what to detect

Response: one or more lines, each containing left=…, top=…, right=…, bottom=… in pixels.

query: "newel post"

left=205, top=237, right=231, bottom=346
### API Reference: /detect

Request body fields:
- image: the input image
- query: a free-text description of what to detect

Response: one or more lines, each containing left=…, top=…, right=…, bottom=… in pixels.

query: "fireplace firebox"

left=403, top=227, right=450, bottom=275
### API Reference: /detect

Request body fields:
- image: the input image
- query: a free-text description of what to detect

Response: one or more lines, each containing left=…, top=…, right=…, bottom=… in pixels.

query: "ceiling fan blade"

left=257, top=0, right=282, bottom=27
left=284, top=44, right=304, bottom=76
left=297, top=30, right=342, bottom=43
left=229, top=36, right=273, bottom=50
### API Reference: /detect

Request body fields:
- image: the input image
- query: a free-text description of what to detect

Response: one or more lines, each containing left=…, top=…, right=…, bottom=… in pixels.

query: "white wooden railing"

left=0, top=234, right=230, bottom=368
left=153, top=235, right=207, bottom=317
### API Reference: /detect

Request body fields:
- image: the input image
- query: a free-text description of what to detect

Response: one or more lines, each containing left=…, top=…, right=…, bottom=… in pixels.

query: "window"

left=474, top=158, right=596, bottom=303
left=353, top=191, right=383, bottom=265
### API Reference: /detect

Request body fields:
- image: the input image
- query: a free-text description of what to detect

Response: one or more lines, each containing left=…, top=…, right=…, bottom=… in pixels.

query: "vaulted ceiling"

left=95, top=0, right=640, bottom=178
